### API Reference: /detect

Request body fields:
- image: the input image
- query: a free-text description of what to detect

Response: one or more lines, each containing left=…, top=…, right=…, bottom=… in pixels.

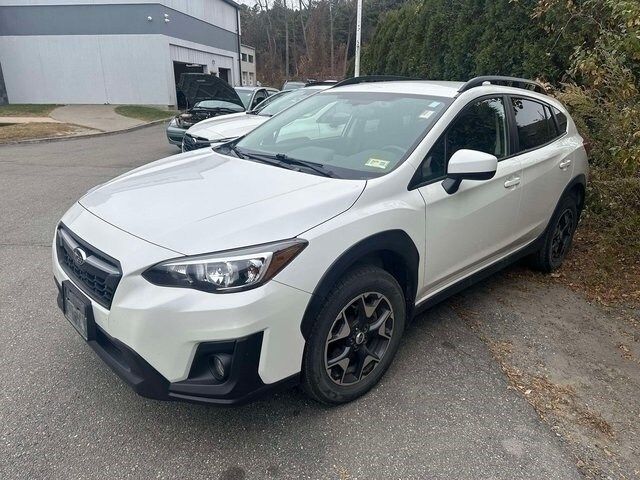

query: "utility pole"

left=354, top=0, right=363, bottom=76
left=284, top=0, right=290, bottom=80
left=330, top=0, right=334, bottom=77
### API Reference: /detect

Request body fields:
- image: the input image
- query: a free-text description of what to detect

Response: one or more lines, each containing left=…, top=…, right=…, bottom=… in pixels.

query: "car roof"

left=329, top=80, right=464, bottom=97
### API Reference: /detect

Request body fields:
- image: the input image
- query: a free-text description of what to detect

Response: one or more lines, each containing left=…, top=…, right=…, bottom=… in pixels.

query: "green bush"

left=363, top=0, right=640, bottom=296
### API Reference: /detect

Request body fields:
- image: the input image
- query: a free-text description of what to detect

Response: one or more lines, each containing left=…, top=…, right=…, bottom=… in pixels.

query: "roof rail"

left=458, top=76, right=546, bottom=94
left=304, top=80, right=339, bottom=87
left=332, top=75, right=416, bottom=88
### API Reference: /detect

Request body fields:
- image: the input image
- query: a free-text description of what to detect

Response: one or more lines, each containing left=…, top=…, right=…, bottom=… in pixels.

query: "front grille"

left=182, top=133, right=211, bottom=152
left=56, top=224, right=122, bottom=309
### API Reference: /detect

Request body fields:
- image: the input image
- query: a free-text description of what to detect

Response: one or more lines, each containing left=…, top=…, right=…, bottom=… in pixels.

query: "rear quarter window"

left=553, top=107, right=568, bottom=134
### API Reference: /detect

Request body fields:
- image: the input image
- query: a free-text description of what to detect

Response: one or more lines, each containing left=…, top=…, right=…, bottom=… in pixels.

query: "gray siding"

left=0, top=4, right=239, bottom=52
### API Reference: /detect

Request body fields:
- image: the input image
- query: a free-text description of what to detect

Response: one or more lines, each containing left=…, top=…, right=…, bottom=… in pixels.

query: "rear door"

left=508, top=97, right=574, bottom=242
left=414, top=96, right=523, bottom=295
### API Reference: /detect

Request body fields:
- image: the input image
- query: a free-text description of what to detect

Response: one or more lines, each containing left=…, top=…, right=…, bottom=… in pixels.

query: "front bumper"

left=55, top=280, right=297, bottom=404
left=53, top=203, right=311, bottom=404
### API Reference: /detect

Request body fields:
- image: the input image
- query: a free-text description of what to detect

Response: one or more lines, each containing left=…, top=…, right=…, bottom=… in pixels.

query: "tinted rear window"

left=512, top=98, right=557, bottom=151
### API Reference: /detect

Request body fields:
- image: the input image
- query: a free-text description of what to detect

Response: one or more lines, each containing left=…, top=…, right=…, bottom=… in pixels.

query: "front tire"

left=529, top=193, right=580, bottom=272
left=301, top=265, right=406, bottom=405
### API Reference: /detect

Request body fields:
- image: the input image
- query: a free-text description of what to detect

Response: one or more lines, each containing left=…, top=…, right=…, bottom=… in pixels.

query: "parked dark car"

left=167, top=74, right=245, bottom=147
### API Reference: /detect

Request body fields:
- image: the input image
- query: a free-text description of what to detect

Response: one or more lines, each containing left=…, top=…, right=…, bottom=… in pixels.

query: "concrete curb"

left=0, top=118, right=170, bottom=146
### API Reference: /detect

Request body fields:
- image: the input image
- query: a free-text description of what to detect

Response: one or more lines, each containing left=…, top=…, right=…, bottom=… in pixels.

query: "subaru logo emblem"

left=72, top=247, right=87, bottom=266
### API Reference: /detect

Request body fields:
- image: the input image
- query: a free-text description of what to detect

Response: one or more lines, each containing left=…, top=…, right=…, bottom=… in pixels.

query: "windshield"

left=194, top=100, right=245, bottom=111
left=255, top=88, right=321, bottom=117
left=234, top=91, right=450, bottom=179
left=234, top=89, right=254, bottom=108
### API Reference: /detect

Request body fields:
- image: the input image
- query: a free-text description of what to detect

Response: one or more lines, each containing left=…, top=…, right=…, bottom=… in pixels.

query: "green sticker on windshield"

left=365, top=158, right=390, bottom=169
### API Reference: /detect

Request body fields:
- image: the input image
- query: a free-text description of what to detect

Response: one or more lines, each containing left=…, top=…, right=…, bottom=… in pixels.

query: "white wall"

left=0, top=0, right=239, bottom=33
left=0, top=34, right=174, bottom=104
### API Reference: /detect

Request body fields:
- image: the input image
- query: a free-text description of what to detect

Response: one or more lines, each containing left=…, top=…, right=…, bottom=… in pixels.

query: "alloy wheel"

left=550, top=208, right=575, bottom=264
left=324, top=292, right=395, bottom=386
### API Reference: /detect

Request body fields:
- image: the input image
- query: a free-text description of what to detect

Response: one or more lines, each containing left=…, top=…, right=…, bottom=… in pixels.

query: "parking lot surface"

left=0, top=125, right=580, bottom=479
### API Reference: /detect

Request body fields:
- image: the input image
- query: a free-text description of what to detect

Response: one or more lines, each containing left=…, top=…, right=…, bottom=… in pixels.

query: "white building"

left=240, top=44, right=256, bottom=86
left=0, top=0, right=243, bottom=106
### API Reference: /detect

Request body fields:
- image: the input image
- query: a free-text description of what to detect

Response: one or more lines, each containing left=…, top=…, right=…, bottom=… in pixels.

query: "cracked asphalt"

left=0, top=125, right=581, bottom=479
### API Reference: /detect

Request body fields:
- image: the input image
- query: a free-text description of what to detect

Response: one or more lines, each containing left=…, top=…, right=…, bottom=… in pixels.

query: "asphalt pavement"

left=0, top=125, right=581, bottom=479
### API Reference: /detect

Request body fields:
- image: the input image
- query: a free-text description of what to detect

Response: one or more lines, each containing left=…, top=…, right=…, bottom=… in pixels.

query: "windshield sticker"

left=365, top=158, right=390, bottom=169
left=419, top=110, right=435, bottom=119
left=429, top=101, right=441, bottom=108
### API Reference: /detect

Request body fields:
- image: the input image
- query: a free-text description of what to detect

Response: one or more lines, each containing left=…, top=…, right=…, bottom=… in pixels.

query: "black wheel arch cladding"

left=300, top=229, right=419, bottom=340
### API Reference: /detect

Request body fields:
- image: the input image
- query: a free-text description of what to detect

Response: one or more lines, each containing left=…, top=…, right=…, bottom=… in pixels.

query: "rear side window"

left=512, top=98, right=556, bottom=151
left=553, top=107, right=568, bottom=133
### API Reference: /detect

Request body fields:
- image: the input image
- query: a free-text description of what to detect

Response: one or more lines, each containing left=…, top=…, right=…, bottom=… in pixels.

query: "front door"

left=414, top=96, right=523, bottom=297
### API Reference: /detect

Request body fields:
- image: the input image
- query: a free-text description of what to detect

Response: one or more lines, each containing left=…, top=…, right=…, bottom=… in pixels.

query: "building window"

left=248, top=55, right=254, bottom=63
left=249, top=72, right=255, bottom=85
left=242, top=72, right=248, bottom=86
left=241, top=53, right=247, bottom=62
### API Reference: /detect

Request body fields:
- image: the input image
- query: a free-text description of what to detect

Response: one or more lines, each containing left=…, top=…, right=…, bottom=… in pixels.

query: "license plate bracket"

left=62, top=281, right=96, bottom=341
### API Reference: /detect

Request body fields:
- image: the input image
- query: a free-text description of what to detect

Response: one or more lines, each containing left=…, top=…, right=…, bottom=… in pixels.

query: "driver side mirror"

left=442, top=149, right=498, bottom=194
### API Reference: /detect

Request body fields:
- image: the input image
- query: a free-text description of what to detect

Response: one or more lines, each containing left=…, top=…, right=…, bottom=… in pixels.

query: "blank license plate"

left=63, top=285, right=90, bottom=340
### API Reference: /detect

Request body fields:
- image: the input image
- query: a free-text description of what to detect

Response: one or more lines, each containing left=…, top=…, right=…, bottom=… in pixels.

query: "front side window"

left=418, top=97, right=507, bottom=183
left=512, top=98, right=556, bottom=151
left=234, top=92, right=450, bottom=179
left=251, top=90, right=268, bottom=109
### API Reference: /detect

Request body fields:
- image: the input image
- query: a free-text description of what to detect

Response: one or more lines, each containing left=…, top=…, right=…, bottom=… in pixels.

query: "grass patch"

left=0, top=104, right=60, bottom=117
left=0, top=123, right=86, bottom=143
left=114, top=105, right=175, bottom=122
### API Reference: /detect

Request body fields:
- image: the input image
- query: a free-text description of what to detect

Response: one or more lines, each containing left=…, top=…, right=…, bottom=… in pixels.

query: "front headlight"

left=142, top=239, right=307, bottom=293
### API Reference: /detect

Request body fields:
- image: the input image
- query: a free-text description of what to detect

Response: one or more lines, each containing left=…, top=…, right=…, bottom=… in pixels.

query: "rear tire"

left=301, top=265, right=406, bottom=405
left=529, top=193, right=579, bottom=273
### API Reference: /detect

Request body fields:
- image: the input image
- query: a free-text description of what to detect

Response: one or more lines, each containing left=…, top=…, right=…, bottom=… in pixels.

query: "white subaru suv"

left=53, top=76, right=587, bottom=405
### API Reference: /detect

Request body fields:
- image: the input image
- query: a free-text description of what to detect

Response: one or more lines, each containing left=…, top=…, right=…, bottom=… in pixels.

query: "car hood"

left=79, top=150, right=366, bottom=255
left=186, top=113, right=268, bottom=141
left=176, top=74, right=244, bottom=109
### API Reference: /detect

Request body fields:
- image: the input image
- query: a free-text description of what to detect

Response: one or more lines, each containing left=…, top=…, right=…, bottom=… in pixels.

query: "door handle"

left=504, top=176, right=521, bottom=188
left=559, top=159, right=572, bottom=170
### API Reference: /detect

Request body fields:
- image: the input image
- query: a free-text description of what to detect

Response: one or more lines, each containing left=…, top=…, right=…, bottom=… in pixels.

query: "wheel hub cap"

left=324, top=292, right=395, bottom=386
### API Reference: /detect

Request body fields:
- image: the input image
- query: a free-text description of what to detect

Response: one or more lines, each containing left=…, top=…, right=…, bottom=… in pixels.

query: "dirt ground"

left=451, top=261, right=640, bottom=479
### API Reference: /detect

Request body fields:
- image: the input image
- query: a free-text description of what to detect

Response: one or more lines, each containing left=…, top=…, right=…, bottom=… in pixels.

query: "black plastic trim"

left=332, top=75, right=415, bottom=88
left=300, top=230, right=419, bottom=340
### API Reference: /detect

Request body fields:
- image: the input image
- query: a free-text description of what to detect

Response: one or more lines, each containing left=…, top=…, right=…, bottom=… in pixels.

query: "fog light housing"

left=209, top=354, right=232, bottom=382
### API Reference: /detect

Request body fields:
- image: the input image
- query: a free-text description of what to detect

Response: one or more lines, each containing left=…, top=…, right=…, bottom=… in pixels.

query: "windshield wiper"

left=236, top=149, right=337, bottom=178
left=273, top=153, right=337, bottom=178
